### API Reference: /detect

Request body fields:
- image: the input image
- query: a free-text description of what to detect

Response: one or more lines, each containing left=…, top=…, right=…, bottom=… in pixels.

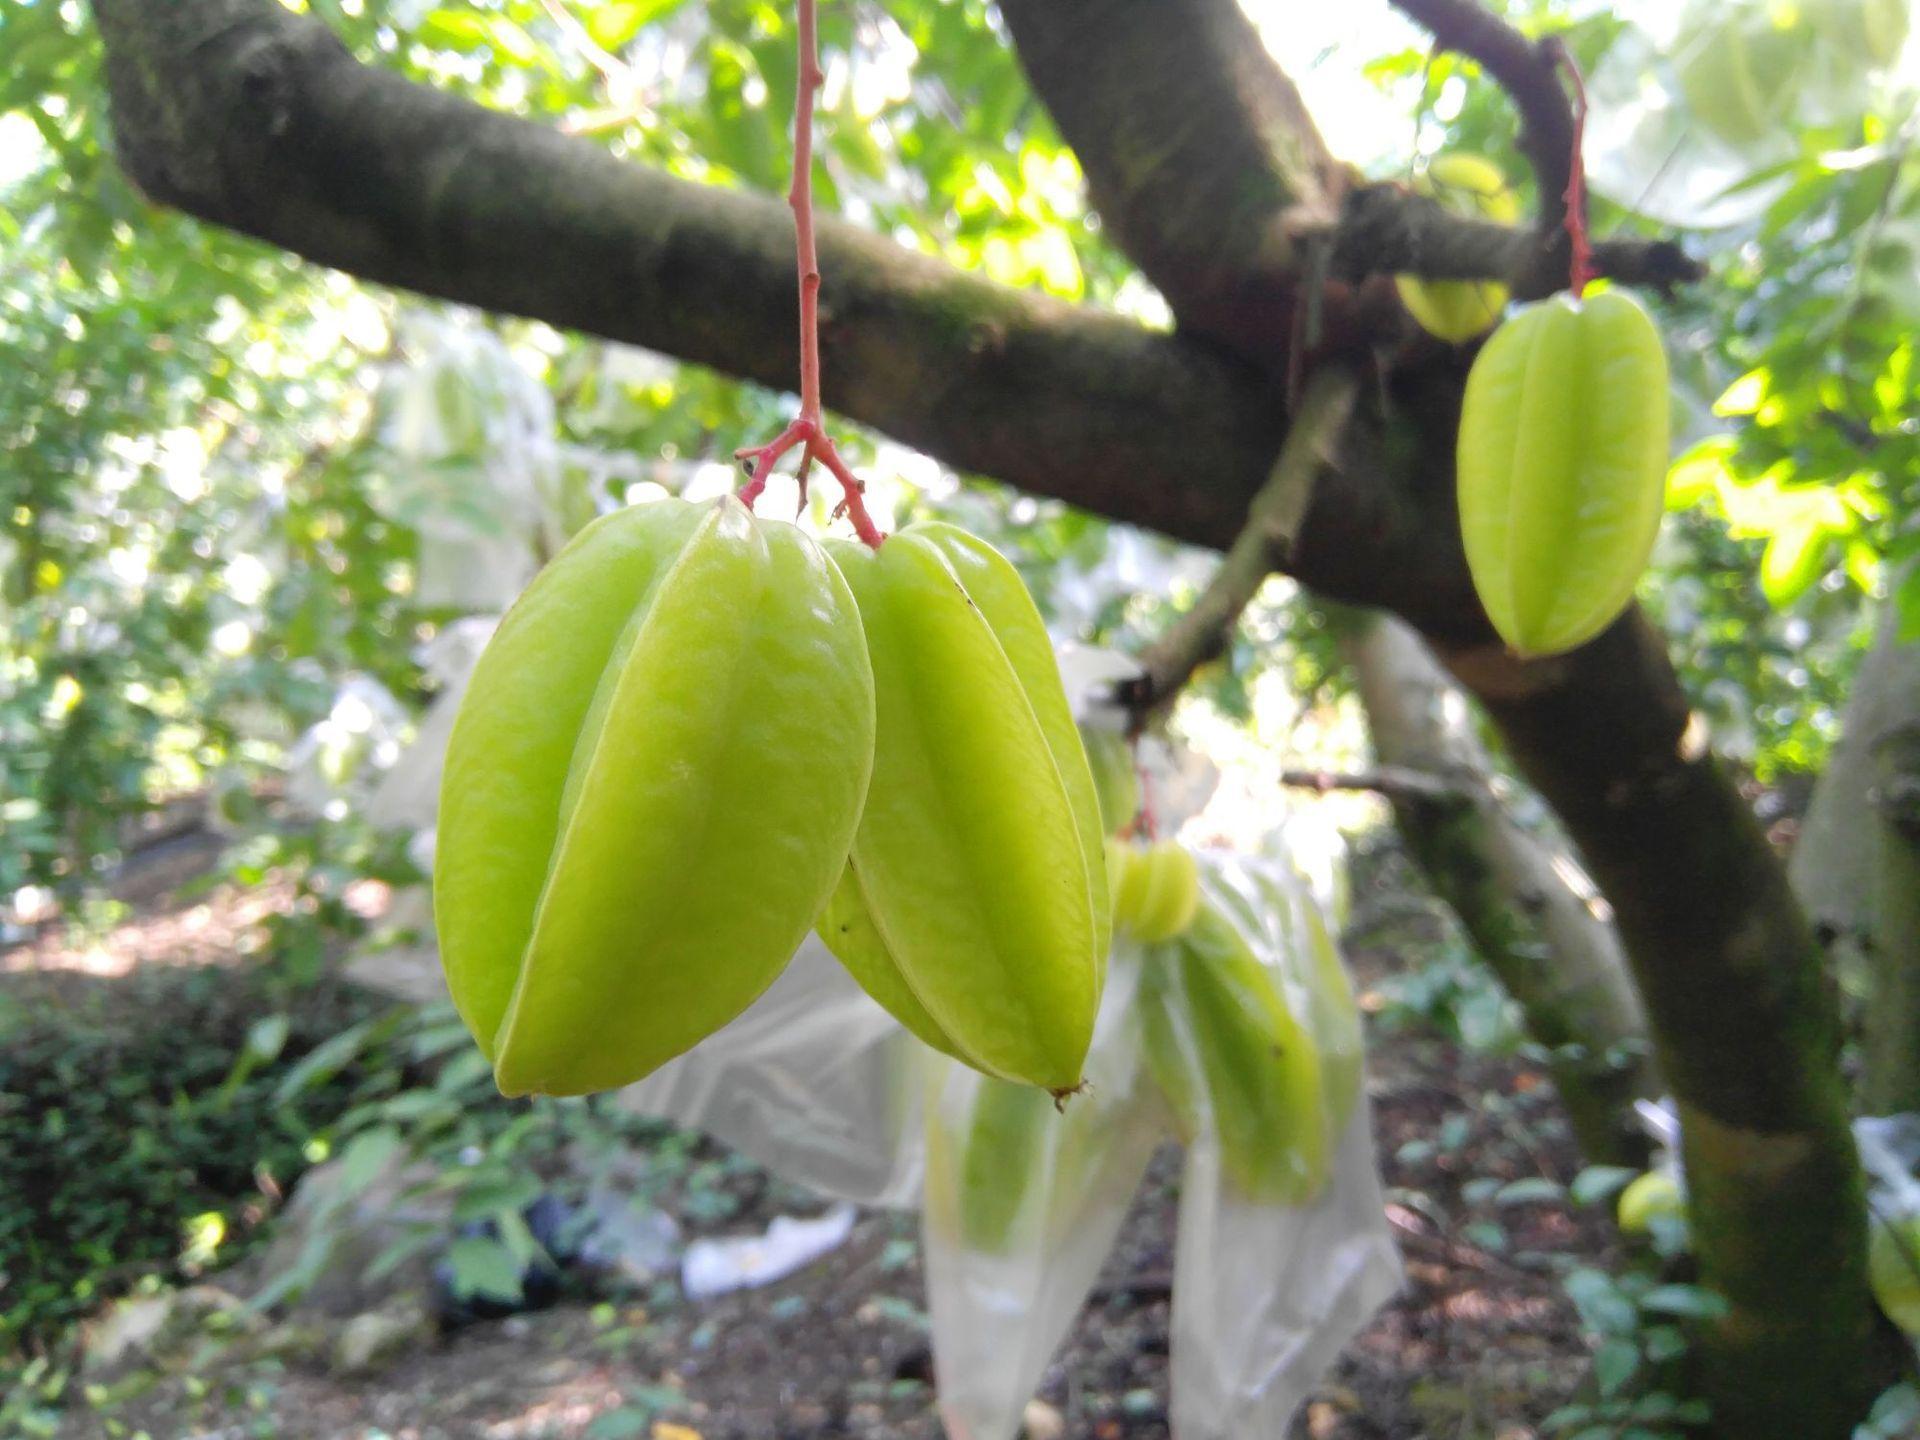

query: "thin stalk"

left=735, top=0, right=885, bottom=548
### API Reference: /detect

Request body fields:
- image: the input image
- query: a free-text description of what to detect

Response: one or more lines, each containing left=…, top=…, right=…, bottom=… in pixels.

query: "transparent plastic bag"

left=616, top=941, right=926, bottom=1208
left=1170, top=1107, right=1399, bottom=1439
left=922, top=953, right=1166, bottom=1440
left=919, top=849, right=1399, bottom=1440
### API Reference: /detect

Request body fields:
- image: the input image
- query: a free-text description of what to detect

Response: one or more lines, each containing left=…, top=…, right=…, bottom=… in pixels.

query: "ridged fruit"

left=1108, top=839, right=1202, bottom=943
left=1616, top=1171, right=1686, bottom=1234
left=1142, top=896, right=1332, bottom=1204
left=1394, top=153, right=1521, bottom=343
left=819, top=525, right=1106, bottom=1091
left=435, top=496, right=874, bottom=1097
left=1868, top=1216, right=1920, bottom=1337
left=1457, top=289, right=1671, bottom=658
left=957, top=1077, right=1054, bottom=1252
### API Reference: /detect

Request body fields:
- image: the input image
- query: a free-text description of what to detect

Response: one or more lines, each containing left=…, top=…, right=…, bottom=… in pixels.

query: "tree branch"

left=997, top=0, right=1343, bottom=363
left=1319, top=184, right=1703, bottom=295
left=1280, top=764, right=1468, bottom=805
left=84, top=0, right=1498, bottom=635
left=1120, top=367, right=1360, bottom=717
left=1448, top=614, right=1901, bottom=1435
left=1387, top=0, right=1579, bottom=301
left=90, top=0, right=1288, bottom=546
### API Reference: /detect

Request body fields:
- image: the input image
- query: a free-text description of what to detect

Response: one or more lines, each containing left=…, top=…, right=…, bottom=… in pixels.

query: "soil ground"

left=9, top=846, right=1614, bottom=1440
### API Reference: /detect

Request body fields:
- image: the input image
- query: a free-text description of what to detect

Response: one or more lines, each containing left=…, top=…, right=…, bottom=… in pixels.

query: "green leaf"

left=1639, top=1283, right=1730, bottom=1320
left=1594, top=1336, right=1639, bottom=1397
left=1571, top=1166, right=1638, bottom=1207
left=585, top=0, right=692, bottom=51
left=1494, top=1177, right=1566, bottom=1208
left=336, top=1126, right=406, bottom=1196
left=443, top=1236, right=524, bottom=1304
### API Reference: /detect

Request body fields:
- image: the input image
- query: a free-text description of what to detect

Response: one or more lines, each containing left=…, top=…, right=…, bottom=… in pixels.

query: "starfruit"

left=1394, top=153, right=1521, bottom=343
left=1107, top=838, right=1202, bottom=943
left=818, top=524, right=1107, bottom=1093
left=434, top=496, right=874, bottom=1098
left=1152, top=899, right=1330, bottom=1203
left=1457, top=288, right=1671, bottom=658
left=956, top=1076, right=1054, bottom=1253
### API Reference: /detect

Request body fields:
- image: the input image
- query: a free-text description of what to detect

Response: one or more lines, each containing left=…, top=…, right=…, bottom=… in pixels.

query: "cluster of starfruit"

left=434, top=496, right=1107, bottom=1099
left=1133, top=856, right=1365, bottom=1205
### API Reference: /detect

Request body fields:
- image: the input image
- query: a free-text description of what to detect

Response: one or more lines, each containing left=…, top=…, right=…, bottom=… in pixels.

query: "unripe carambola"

left=435, top=497, right=874, bottom=1097
left=1139, top=898, right=1331, bottom=1204
left=819, top=524, right=1107, bottom=1092
left=1394, top=153, right=1521, bottom=343
left=1107, top=838, right=1202, bottom=943
left=957, top=1077, right=1054, bottom=1253
left=1457, top=289, right=1670, bottom=658
left=1868, top=1216, right=1920, bottom=1337
left=1616, top=1170, right=1685, bottom=1235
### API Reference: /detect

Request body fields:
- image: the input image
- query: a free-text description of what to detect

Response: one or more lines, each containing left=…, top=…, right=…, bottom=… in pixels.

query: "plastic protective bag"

left=921, top=953, right=1166, bottom=1440
left=616, top=845, right=1400, bottom=1439
left=620, top=942, right=927, bottom=1208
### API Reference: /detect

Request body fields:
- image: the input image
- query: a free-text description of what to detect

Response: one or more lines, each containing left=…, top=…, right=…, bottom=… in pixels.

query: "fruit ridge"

left=434, top=496, right=875, bottom=1097
left=819, top=526, right=1104, bottom=1092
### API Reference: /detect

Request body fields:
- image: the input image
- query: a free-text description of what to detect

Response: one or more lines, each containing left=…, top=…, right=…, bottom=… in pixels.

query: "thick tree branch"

left=90, top=0, right=1285, bottom=548
left=999, top=0, right=1695, bottom=359
left=1448, top=616, right=1901, bottom=1436
left=84, top=0, right=1496, bottom=634
left=997, top=0, right=1343, bottom=363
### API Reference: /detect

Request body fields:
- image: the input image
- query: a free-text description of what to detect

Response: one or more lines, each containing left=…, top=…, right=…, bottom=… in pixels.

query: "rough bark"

left=1867, top=720, right=1920, bottom=1115
left=1337, top=610, right=1655, bottom=1165
left=85, top=0, right=1497, bottom=633
left=1792, top=583, right=1920, bottom=1116
left=995, top=0, right=1342, bottom=362
left=1451, top=615, right=1899, bottom=1438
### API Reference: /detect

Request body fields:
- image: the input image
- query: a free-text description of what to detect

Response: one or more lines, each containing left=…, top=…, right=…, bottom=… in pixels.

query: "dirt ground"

left=14, top=849, right=1614, bottom=1440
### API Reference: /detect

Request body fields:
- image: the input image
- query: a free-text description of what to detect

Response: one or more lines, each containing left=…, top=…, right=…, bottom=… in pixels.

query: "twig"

left=1308, top=189, right=1701, bottom=293
left=1120, top=367, right=1360, bottom=724
left=733, top=0, right=885, bottom=547
left=1387, top=0, right=1580, bottom=301
left=1280, top=766, right=1469, bottom=805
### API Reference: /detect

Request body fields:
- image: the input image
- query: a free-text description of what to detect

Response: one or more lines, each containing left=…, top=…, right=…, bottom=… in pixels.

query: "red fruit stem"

left=734, top=0, right=886, bottom=549
left=1555, top=43, right=1595, bottom=299
left=1129, top=733, right=1159, bottom=841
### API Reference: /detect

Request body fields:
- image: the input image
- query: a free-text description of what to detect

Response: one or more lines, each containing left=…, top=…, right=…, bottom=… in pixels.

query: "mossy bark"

left=1793, top=583, right=1920, bottom=1117
left=1452, top=614, right=1902, bottom=1440
left=1866, top=721, right=1920, bottom=1116
left=1339, top=610, right=1654, bottom=1166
